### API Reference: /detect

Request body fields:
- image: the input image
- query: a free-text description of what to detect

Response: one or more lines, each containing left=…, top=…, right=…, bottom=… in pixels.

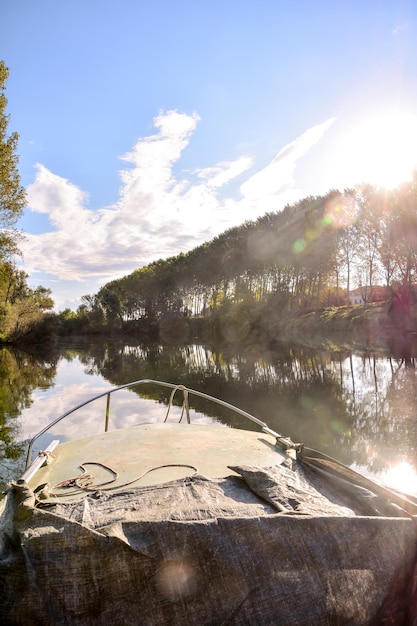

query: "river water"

left=1, top=339, right=416, bottom=495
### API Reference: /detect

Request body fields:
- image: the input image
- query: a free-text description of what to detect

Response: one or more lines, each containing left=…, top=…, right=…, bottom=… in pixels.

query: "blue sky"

left=2, top=0, right=417, bottom=310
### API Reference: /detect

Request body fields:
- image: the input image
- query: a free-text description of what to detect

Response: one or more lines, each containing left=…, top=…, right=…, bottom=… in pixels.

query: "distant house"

left=348, top=288, right=364, bottom=305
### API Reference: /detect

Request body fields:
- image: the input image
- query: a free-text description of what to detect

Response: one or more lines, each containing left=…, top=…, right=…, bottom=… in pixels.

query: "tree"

left=0, top=61, right=26, bottom=258
left=0, top=62, right=58, bottom=342
left=0, top=282, right=54, bottom=342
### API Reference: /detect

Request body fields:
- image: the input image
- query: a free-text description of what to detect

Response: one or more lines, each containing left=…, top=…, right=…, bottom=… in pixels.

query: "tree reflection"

left=66, top=340, right=417, bottom=478
left=1, top=340, right=416, bottom=494
left=0, top=347, right=57, bottom=490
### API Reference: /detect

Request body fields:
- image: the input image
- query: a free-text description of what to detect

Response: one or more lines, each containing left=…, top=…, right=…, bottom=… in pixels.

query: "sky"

left=2, top=0, right=417, bottom=311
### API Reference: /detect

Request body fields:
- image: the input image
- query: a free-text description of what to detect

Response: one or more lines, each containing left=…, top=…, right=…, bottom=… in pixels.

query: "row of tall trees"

left=74, top=179, right=417, bottom=335
left=0, top=61, right=54, bottom=343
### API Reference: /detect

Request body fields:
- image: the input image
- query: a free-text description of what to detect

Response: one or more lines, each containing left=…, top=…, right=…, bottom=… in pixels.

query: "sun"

left=382, top=461, right=417, bottom=496
left=339, top=113, right=417, bottom=189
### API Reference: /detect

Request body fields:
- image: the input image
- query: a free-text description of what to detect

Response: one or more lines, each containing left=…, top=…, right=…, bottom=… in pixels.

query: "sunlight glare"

left=341, top=113, right=417, bottom=189
left=382, top=461, right=417, bottom=496
left=322, top=193, right=360, bottom=229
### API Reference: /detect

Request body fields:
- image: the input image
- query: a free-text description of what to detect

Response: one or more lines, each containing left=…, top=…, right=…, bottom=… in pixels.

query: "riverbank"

left=8, top=298, right=417, bottom=359
left=278, top=302, right=417, bottom=355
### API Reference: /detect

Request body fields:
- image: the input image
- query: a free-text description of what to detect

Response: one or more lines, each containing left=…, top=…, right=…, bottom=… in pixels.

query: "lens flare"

left=323, top=194, right=360, bottom=229
left=382, top=461, right=417, bottom=496
left=292, top=239, right=307, bottom=253
left=155, top=559, right=196, bottom=600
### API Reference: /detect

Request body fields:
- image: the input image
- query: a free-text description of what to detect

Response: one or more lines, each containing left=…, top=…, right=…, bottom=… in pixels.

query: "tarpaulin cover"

left=1, top=457, right=417, bottom=625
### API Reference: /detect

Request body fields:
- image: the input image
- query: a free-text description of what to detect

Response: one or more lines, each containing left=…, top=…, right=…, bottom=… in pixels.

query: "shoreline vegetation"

left=11, top=298, right=417, bottom=359
left=23, top=180, right=414, bottom=358
left=278, top=302, right=417, bottom=355
left=8, top=181, right=417, bottom=358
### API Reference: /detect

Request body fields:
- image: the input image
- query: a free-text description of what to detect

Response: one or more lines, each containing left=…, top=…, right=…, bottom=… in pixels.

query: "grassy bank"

left=279, top=302, right=417, bottom=355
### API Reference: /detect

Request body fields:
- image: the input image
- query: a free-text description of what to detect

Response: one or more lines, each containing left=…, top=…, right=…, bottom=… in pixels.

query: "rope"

left=38, top=449, right=55, bottom=462
left=51, top=462, right=119, bottom=496
left=50, top=462, right=198, bottom=497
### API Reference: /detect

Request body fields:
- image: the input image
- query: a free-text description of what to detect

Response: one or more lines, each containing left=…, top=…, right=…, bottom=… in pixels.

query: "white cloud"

left=20, top=111, right=335, bottom=309
left=27, top=164, right=93, bottom=230
left=240, top=117, right=336, bottom=201
left=196, top=156, right=252, bottom=189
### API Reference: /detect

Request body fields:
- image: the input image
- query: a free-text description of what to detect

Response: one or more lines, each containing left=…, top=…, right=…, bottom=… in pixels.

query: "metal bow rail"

left=25, top=379, right=298, bottom=471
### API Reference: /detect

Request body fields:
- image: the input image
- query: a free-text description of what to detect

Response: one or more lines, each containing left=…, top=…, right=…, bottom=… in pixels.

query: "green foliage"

left=0, top=280, right=54, bottom=342
left=0, top=61, right=26, bottom=257
left=75, top=191, right=344, bottom=333
left=72, top=182, right=416, bottom=338
left=0, top=61, right=58, bottom=344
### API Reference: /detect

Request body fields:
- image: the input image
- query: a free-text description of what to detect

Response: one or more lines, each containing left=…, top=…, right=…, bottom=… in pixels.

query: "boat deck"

left=28, top=423, right=286, bottom=500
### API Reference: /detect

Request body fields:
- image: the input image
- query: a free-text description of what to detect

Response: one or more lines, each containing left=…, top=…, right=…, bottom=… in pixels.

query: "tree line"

left=69, top=180, right=417, bottom=340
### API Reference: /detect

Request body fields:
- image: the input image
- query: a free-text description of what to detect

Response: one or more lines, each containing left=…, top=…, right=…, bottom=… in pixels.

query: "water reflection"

left=1, top=340, right=416, bottom=496
left=0, top=346, right=58, bottom=486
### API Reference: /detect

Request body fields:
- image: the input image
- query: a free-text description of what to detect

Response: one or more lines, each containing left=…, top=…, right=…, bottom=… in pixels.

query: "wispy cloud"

left=392, top=22, right=409, bottom=36
left=21, top=111, right=335, bottom=308
left=240, top=118, right=336, bottom=201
